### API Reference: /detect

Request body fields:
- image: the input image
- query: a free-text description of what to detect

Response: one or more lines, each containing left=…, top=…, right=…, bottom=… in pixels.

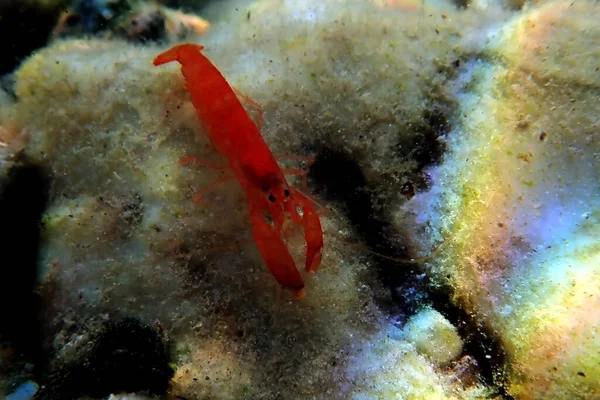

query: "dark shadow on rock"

left=0, top=2, right=62, bottom=76
left=307, top=148, right=420, bottom=310
left=306, top=146, right=512, bottom=398
left=0, top=161, right=50, bottom=375
left=39, top=317, right=173, bottom=399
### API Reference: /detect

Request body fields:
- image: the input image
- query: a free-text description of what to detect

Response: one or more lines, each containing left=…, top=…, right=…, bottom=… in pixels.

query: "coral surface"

left=0, top=0, right=598, bottom=399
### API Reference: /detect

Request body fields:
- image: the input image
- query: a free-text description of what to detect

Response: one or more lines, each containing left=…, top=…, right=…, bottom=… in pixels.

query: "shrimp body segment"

left=153, top=43, right=324, bottom=297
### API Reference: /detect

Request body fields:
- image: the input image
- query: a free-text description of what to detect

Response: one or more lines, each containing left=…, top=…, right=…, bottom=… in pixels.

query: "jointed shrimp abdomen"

left=154, top=43, right=324, bottom=298
left=153, top=43, right=257, bottom=157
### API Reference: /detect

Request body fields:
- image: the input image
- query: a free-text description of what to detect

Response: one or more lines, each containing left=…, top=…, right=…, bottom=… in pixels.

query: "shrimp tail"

left=250, top=205, right=306, bottom=299
left=153, top=43, right=205, bottom=66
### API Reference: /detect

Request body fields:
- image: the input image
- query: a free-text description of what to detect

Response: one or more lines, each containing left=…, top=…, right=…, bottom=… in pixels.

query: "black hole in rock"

left=415, top=108, right=449, bottom=168
left=396, top=107, right=449, bottom=173
left=307, top=148, right=418, bottom=309
left=132, top=11, right=167, bottom=43
left=83, top=317, right=173, bottom=397
left=0, top=3, right=62, bottom=76
left=307, top=147, right=511, bottom=397
left=0, top=162, right=50, bottom=374
left=41, top=317, right=173, bottom=399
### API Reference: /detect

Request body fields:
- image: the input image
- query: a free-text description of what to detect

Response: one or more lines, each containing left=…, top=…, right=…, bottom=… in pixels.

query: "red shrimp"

left=153, top=43, right=323, bottom=298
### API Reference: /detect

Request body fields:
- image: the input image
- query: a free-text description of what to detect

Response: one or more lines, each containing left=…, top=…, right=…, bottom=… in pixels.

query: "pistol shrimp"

left=153, top=43, right=323, bottom=298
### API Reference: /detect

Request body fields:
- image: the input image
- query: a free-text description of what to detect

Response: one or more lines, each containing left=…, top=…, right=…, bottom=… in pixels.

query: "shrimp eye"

left=268, top=194, right=276, bottom=202
left=284, top=189, right=290, bottom=197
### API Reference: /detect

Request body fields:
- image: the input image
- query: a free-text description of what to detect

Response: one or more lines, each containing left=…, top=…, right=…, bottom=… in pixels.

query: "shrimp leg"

left=278, top=155, right=315, bottom=189
left=275, top=154, right=315, bottom=165
left=250, top=204, right=306, bottom=298
left=281, top=168, right=309, bottom=190
left=192, top=175, right=236, bottom=205
left=232, top=87, right=263, bottom=130
left=179, top=155, right=229, bottom=170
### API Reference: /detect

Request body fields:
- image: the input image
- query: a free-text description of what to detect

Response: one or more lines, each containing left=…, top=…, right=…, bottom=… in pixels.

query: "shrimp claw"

left=290, top=188, right=324, bottom=273
left=250, top=205, right=306, bottom=299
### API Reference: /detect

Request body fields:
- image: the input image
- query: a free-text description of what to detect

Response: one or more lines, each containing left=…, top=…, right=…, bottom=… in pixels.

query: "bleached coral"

left=407, top=0, right=600, bottom=397
left=402, top=308, right=463, bottom=365
left=2, top=0, right=598, bottom=398
left=3, top=0, right=500, bottom=396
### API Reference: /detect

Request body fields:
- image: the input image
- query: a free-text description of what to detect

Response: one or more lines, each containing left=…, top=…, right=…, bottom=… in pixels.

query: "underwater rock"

left=107, top=395, right=159, bottom=400
left=167, top=338, right=256, bottom=399
left=4, top=381, right=39, bottom=400
left=52, top=0, right=209, bottom=43
left=1, top=0, right=498, bottom=396
left=346, top=329, right=493, bottom=399
left=407, top=0, right=600, bottom=397
left=0, top=77, right=16, bottom=106
left=108, top=395, right=158, bottom=400
left=1, top=0, right=597, bottom=398
left=402, top=308, right=463, bottom=365
left=39, top=317, right=173, bottom=399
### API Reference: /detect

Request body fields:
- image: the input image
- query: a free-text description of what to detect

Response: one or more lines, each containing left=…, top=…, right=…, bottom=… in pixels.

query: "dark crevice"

left=0, top=3, right=63, bottom=76
left=307, top=146, right=512, bottom=398
left=38, top=317, right=174, bottom=400
left=0, top=161, right=50, bottom=379
left=395, top=106, right=449, bottom=173
left=307, top=148, right=431, bottom=308
left=434, top=294, right=513, bottom=397
left=123, top=9, right=166, bottom=43
left=415, top=107, right=450, bottom=168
